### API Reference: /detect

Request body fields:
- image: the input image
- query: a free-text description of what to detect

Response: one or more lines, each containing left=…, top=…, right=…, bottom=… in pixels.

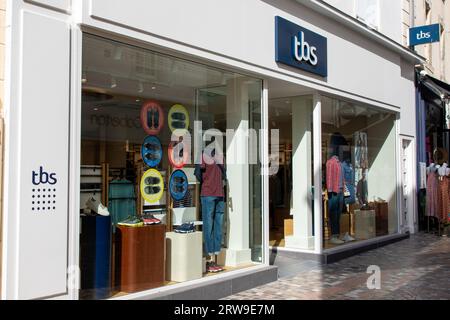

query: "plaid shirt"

left=326, top=156, right=343, bottom=193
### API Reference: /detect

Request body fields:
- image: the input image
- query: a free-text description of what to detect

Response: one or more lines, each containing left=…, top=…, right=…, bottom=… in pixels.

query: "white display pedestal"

left=166, top=231, right=203, bottom=282
left=354, top=209, right=376, bottom=240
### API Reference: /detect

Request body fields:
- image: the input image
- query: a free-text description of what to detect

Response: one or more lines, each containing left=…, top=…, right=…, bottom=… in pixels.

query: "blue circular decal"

left=141, top=135, right=163, bottom=168
left=169, top=169, right=188, bottom=201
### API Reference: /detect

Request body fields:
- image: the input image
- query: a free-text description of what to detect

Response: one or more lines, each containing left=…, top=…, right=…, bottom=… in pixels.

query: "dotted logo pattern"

left=31, top=188, right=57, bottom=212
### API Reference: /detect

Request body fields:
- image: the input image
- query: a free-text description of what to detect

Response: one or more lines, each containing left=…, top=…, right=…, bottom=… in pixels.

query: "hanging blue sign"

left=409, top=24, right=440, bottom=46
left=275, top=16, right=328, bottom=77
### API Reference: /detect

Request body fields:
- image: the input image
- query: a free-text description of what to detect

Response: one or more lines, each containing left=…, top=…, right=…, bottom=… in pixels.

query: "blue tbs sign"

left=409, top=24, right=440, bottom=46
left=275, top=16, right=327, bottom=77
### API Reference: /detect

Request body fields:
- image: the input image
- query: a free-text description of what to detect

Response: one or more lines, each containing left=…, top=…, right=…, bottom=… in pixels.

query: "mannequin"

left=356, top=169, right=369, bottom=208
left=341, top=156, right=356, bottom=242
left=195, top=149, right=226, bottom=273
left=326, top=154, right=345, bottom=244
left=426, top=162, right=439, bottom=220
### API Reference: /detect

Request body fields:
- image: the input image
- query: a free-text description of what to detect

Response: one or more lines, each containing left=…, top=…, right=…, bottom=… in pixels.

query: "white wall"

left=84, top=0, right=416, bottom=136
left=379, top=0, right=402, bottom=44
left=324, top=0, right=403, bottom=44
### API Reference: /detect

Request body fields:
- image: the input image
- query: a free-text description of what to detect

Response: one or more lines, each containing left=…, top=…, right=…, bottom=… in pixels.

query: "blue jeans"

left=201, top=196, right=225, bottom=255
left=328, top=192, right=344, bottom=236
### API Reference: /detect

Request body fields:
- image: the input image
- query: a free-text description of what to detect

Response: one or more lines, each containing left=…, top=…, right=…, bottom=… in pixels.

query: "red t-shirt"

left=200, top=154, right=224, bottom=197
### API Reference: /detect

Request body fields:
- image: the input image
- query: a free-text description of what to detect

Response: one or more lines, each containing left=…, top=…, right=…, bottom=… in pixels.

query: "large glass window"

left=321, top=96, right=397, bottom=249
left=79, top=35, right=263, bottom=299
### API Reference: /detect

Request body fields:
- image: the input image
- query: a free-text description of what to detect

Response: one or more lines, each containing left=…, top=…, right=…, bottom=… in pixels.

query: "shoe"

left=329, top=236, right=344, bottom=245
left=171, top=184, right=185, bottom=194
left=342, top=232, right=355, bottom=242
left=142, top=214, right=161, bottom=225
left=171, top=120, right=186, bottom=129
left=173, top=176, right=186, bottom=184
left=171, top=112, right=186, bottom=121
left=144, top=142, right=160, bottom=151
left=85, top=197, right=110, bottom=216
left=118, top=217, right=144, bottom=227
left=145, top=186, right=161, bottom=194
left=174, top=222, right=195, bottom=233
left=145, top=176, right=161, bottom=185
left=147, top=109, right=154, bottom=129
left=206, top=261, right=223, bottom=273
left=153, top=109, right=159, bottom=128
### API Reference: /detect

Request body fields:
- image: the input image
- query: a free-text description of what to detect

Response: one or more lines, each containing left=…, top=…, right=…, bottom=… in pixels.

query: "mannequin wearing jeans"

left=326, top=155, right=345, bottom=244
left=195, top=152, right=226, bottom=273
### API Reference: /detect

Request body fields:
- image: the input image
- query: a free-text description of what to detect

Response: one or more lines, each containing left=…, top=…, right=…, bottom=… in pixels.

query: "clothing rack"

left=425, top=162, right=450, bottom=235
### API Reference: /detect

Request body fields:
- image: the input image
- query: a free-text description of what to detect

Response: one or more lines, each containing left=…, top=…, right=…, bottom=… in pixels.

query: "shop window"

left=321, top=96, right=398, bottom=249
left=79, top=34, right=263, bottom=299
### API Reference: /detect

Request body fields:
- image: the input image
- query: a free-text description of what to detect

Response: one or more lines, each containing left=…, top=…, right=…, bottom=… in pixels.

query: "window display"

left=79, top=35, right=263, bottom=299
left=321, top=96, right=397, bottom=248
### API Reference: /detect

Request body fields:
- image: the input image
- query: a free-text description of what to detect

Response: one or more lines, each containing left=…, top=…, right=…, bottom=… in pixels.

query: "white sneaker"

left=330, top=236, right=344, bottom=245
left=342, top=232, right=355, bottom=242
left=86, top=197, right=110, bottom=216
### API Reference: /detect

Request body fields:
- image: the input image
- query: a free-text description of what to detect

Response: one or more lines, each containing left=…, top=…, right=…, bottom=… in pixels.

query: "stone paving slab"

left=225, top=233, right=450, bottom=300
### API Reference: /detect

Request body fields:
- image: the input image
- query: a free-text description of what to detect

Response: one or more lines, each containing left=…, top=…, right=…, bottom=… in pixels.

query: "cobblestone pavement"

left=225, top=233, right=450, bottom=300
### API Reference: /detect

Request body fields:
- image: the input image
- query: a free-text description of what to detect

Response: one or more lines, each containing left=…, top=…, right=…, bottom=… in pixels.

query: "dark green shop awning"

left=416, top=69, right=450, bottom=107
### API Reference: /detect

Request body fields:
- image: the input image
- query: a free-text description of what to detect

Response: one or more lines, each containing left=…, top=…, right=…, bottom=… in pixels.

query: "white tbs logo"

left=293, top=31, right=318, bottom=66
left=416, top=30, right=431, bottom=40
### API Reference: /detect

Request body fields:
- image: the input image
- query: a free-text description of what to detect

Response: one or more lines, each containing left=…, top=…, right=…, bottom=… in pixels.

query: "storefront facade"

left=1, top=0, right=421, bottom=300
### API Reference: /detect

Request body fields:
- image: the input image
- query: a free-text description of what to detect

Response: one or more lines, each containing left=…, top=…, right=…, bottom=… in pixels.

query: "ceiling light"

left=151, top=86, right=156, bottom=90
left=82, top=71, right=87, bottom=84
left=111, top=77, right=117, bottom=89
left=93, top=107, right=99, bottom=111
left=136, top=99, right=141, bottom=103
left=138, top=81, right=144, bottom=93
left=113, top=46, right=123, bottom=60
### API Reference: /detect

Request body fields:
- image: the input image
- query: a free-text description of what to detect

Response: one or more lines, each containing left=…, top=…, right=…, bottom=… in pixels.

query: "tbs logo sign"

left=416, top=30, right=431, bottom=40
left=32, top=166, right=57, bottom=185
left=293, top=31, right=318, bottom=66
left=409, top=24, right=440, bottom=46
left=275, top=16, right=327, bottom=77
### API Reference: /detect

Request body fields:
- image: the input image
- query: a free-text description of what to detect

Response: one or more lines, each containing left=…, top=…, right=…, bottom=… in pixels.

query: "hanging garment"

left=326, top=156, right=343, bottom=193
left=356, top=176, right=368, bottom=205
left=342, top=161, right=356, bottom=205
left=426, top=172, right=439, bottom=217
left=354, top=131, right=368, bottom=168
left=439, top=177, right=449, bottom=222
left=108, top=179, right=137, bottom=229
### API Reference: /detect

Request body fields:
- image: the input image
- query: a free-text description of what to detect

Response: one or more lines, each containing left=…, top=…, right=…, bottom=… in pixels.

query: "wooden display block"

left=370, top=201, right=389, bottom=236
left=117, top=224, right=165, bottom=293
left=166, top=232, right=202, bottom=282
left=340, top=213, right=350, bottom=236
left=354, top=210, right=376, bottom=240
left=284, top=219, right=293, bottom=238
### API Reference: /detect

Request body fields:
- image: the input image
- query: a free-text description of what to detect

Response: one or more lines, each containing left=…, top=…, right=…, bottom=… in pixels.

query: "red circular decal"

left=140, top=100, right=165, bottom=135
left=168, top=141, right=190, bottom=169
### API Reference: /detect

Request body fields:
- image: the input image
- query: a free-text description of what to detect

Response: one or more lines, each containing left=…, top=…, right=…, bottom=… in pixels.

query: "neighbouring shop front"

left=2, top=0, right=421, bottom=300
left=415, top=68, right=450, bottom=235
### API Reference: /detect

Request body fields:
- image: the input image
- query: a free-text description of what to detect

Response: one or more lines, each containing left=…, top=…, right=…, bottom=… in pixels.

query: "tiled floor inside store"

left=225, top=232, right=450, bottom=300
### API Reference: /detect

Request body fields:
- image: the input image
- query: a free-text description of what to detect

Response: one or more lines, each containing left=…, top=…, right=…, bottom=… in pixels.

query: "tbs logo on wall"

left=275, top=16, right=328, bottom=77
left=32, top=166, right=57, bottom=185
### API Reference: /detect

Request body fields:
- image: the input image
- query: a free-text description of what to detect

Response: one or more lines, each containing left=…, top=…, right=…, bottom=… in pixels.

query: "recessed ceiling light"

left=136, top=99, right=141, bottom=102
left=111, top=77, right=117, bottom=89
left=151, top=86, right=156, bottom=90
left=138, top=81, right=144, bottom=93
left=93, top=107, right=99, bottom=111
